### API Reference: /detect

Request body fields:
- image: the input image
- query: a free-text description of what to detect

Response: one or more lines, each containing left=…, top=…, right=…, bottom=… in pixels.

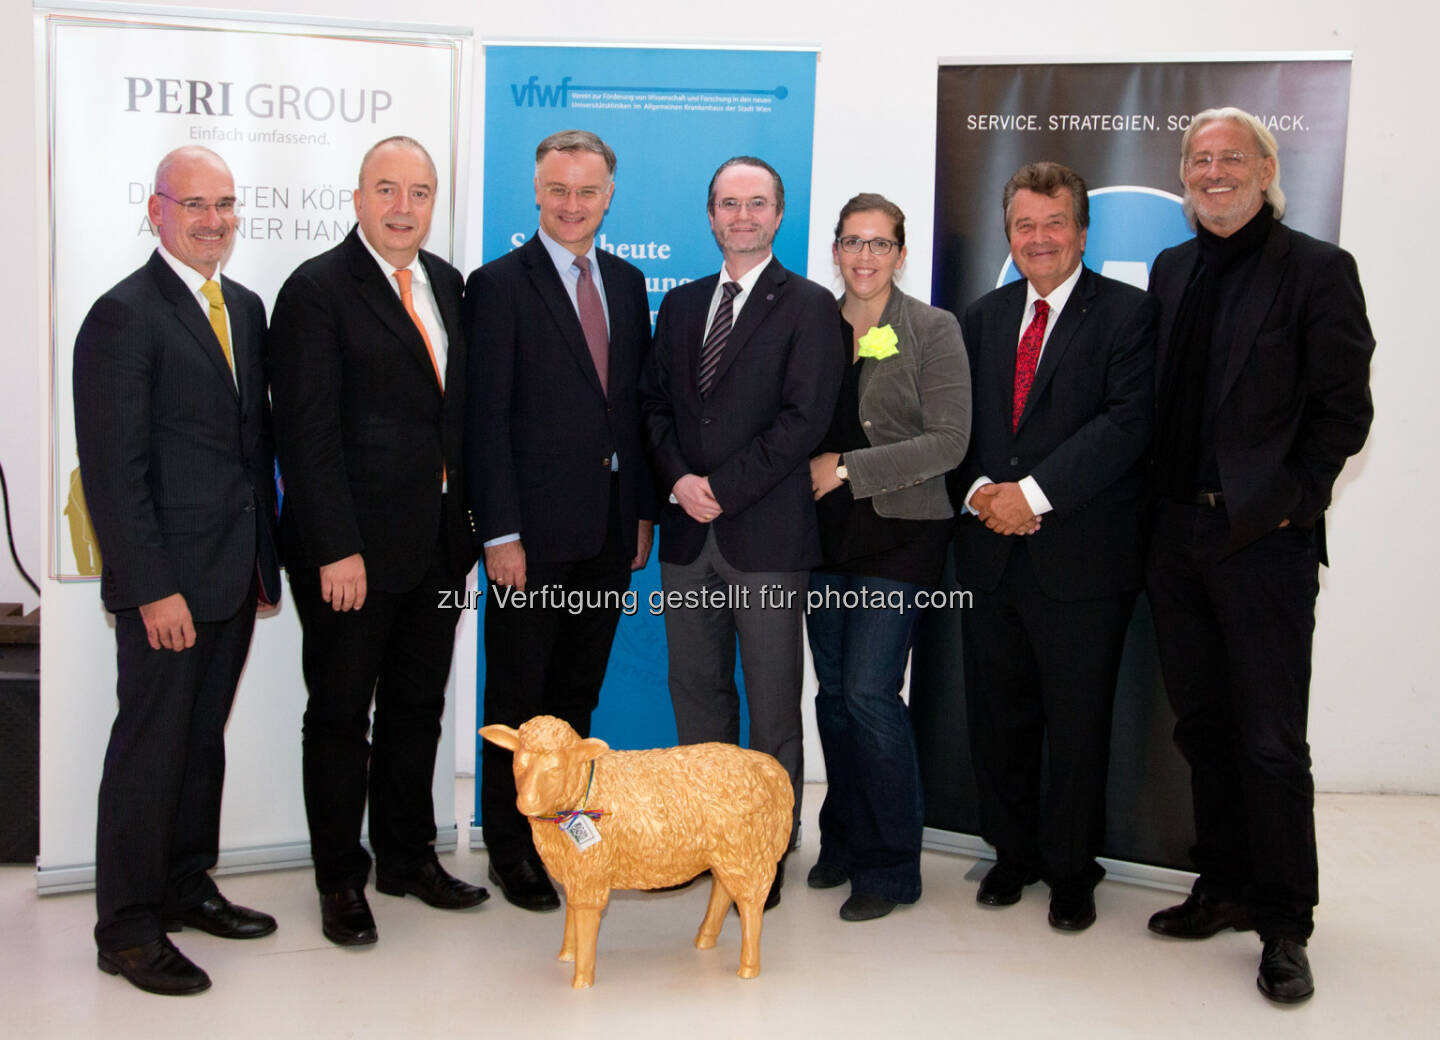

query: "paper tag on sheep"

left=561, top=813, right=601, bottom=851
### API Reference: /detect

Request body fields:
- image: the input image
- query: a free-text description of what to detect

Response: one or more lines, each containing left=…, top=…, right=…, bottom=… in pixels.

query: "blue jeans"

left=806, top=571, right=926, bottom=903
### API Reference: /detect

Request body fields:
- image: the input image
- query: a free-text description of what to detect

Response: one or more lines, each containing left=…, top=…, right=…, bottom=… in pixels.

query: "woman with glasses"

left=805, top=193, right=971, bottom=921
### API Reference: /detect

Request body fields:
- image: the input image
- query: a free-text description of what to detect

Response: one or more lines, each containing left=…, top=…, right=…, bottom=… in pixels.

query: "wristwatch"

left=835, top=455, right=849, bottom=482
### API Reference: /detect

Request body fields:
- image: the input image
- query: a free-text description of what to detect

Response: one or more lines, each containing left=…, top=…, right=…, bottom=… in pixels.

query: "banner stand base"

left=35, top=824, right=460, bottom=895
left=922, top=826, right=1196, bottom=894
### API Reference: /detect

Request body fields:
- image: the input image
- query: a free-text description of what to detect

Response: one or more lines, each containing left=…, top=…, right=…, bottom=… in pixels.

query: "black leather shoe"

left=807, top=862, right=848, bottom=890
left=839, top=892, right=896, bottom=922
left=166, top=893, right=277, bottom=939
left=1148, top=892, right=1253, bottom=939
left=98, top=937, right=210, bottom=996
left=377, top=860, right=489, bottom=910
left=1048, top=885, right=1097, bottom=931
left=488, top=859, right=560, bottom=912
left=320, top=888, right=378, bottom=946
left=1258, top=937, right=1314, bottom=1004
left=976, top=860, right=1039, bottom=906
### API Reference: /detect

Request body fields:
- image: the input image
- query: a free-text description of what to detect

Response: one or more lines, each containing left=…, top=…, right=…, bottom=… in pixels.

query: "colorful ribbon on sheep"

left=537, top=760, right=610, bottom=826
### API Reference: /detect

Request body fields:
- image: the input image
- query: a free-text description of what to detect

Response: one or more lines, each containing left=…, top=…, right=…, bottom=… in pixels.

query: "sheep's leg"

left=568, top=899, right=605, bottom=989
left=695, top=876, right=732, bottom=950
left=735, top=895, right=764, bottom=979
left=558, top=902, right=577, bottom=963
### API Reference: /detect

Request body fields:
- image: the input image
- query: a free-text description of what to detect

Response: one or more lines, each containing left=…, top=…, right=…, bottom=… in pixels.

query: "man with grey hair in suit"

left=1145, top=106, right=1374, bottom=1004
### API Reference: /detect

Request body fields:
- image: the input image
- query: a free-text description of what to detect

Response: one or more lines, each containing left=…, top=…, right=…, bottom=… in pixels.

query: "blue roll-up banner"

left=474, top=44, right=818, bottom=829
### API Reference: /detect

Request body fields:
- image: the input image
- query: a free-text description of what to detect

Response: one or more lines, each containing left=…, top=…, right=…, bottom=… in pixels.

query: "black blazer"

left=74, top=251, right=279, bottom=620
left=1150, top=219, right=1374, bottom=558
left=463, top=234, right=654, bottom=563
left=642, top=257, right=846, bottom=572
left=956, top=266, right=1156, bottom=601
left=267, top=228, right=475, bottom=591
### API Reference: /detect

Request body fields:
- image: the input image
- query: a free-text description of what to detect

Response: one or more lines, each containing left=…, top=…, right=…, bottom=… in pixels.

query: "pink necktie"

left=573, top=256, right=609, bottom=396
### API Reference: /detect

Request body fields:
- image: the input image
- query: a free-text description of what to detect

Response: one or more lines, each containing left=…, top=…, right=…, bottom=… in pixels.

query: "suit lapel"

left=1217, top=221, right=1290, bottom=406
left=855, top=286, right=905, bottom=401
left=990, top=282, right=1026, bottom=435
left=1152, top=239, right=1197, bottom=379
left=711, top=257, right=784, bottom=391
left=222, top=281, right=251, bottom=403
left=146, top=251, right=238, bottom=402
left=344, top=230, right=442, bottom=397
left=522, top=235, right=606, bottom=399
left=597, top=250, right=637, bottom=387
left=1017, top=267, right=1095, bottom=432
left=420, top=250, right=463, bottom=391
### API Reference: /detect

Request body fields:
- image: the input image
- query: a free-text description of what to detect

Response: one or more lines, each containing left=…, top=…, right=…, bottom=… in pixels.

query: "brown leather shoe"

left=98, top=937, right=210, bottom=996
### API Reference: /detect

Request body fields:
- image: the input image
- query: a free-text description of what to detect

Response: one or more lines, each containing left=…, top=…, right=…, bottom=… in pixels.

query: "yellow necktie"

left=199, top=279, right=234, bottom=375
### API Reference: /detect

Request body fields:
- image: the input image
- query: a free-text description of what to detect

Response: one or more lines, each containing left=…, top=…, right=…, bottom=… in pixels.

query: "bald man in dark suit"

left=75, top=146, right=280, bottom=996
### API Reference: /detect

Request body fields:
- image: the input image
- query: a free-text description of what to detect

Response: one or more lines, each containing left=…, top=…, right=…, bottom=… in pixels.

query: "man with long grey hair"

left=1145, top=107, right=1375, bottom=1004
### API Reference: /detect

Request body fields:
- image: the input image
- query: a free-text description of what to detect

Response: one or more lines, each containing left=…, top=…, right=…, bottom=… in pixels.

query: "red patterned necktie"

left=1012, top=299, right=1049, bottom=431
left=573, top=255, right=610, bottom=396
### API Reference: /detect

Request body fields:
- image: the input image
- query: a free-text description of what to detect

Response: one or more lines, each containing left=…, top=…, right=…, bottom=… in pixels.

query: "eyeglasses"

left=1183, top=151, right=1257, bottom=172
left=836, top=235, right=899, bottom=256
left=156, top=192, right=239, bottom=215
left=543, top=184, right=607, bottom=202
left=714, top=197, right=774, bottom=214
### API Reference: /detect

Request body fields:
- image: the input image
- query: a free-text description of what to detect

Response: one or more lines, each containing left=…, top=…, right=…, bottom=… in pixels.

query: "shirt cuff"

left=483, top=533, right=520, bottom=548
left=963, top=476, right=992, bottom=515
left=1018, top=476, right=1052, bottom=516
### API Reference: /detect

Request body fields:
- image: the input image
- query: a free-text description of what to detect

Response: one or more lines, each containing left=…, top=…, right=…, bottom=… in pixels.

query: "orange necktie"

left=393, top=268, right=444, bottom=389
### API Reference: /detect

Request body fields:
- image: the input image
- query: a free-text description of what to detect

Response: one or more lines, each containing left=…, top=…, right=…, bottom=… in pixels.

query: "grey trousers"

left=660, top=528, right=806, bottom=829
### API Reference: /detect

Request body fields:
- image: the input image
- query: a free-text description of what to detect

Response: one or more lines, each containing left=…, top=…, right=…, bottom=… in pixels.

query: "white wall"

left=8, top=0, right=1434, bottom=794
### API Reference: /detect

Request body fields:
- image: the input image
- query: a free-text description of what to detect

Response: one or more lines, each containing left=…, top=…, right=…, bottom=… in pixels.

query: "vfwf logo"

left=511, top=76, right=572, bottom=107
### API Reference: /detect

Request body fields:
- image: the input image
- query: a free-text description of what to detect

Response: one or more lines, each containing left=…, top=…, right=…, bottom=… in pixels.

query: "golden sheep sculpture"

left=479, top=715, right=793, bottom=989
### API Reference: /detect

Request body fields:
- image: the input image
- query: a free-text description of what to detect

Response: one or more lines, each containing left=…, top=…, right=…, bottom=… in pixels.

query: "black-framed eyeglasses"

left=837, top=235, right=898, bottom=256
left=156, top=191, right=239, bottom=215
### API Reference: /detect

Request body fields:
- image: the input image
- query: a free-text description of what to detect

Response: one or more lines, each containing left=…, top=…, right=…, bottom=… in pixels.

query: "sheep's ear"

left=479, top=724, right=520, bottom=751
left=574, top=737, right=609, bottom=763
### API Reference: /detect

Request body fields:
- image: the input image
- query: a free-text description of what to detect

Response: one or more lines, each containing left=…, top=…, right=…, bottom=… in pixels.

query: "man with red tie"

left=269, top=137, right=486, bottom=947
left=954, top=161, right=1155, bottom=933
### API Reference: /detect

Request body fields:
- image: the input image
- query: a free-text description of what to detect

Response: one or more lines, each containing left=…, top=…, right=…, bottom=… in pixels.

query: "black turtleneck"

left=1154, top=204, right=1274, bottom=501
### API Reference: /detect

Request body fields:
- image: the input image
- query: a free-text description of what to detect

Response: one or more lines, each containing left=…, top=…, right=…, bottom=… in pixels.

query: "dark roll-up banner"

left=918, top=57, right=1353, bottom=876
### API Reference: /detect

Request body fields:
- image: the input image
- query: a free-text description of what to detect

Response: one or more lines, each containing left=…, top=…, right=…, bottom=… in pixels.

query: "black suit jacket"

left=642, top=257, right=845, bottom=571
left=956, top=266, right=1156, bottom=600
left=268, top=228, right=475, bottom=591
left=74, top=251, right=279, bottom=621
left=1150, top=220, right=1374, bottom=558
left=464, top=234, right=654, bottom=562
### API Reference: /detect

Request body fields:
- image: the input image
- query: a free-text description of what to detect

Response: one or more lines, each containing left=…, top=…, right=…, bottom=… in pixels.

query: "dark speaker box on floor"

left=0, top=644, right=40, bottom=863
